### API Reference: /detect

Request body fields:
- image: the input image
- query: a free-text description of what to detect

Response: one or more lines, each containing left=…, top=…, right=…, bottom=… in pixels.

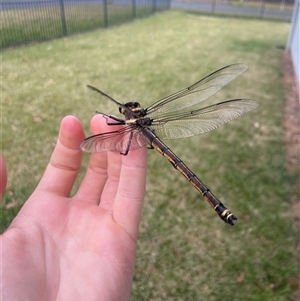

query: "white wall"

left=287, top=0, right=300, bottom=91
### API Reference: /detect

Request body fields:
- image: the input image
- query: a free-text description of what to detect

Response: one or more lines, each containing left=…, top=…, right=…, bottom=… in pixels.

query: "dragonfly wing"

left=146, top=64, right=248, bottom=116
left=151, top=99, right=258, bottom=139
left=80, top=126, right=148, bottom=153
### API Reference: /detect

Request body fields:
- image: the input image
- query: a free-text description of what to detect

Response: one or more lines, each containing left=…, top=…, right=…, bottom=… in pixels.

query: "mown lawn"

left=1, top=10, right=297, bottom=300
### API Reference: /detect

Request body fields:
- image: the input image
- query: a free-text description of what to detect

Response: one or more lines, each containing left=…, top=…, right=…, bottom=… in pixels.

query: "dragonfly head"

left=119, top=102, right=141, bottom=114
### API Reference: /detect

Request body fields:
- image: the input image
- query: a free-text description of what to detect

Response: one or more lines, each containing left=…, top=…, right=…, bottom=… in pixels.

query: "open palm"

left=1, top=115, right=147, bottom=301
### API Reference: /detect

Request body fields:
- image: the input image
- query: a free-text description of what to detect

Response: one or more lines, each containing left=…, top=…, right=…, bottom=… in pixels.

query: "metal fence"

left=1, top=0, right=170, bottom=49
left=1, top=0, right=293, bottom=49
left=171, top=0, right=294, bottom=20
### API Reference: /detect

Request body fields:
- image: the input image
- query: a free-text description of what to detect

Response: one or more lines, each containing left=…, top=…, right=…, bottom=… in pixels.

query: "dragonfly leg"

left=96, top=112, right=126, bottom=125
left=120, top=131, right=133, bottom=156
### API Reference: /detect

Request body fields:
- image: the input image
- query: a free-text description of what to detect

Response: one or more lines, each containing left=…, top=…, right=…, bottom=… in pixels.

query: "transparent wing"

left=80, top=125, right=148, bottom=153
left=150, top=99, right=258, bottom=139
left=146, top=64, right=248, bottom=117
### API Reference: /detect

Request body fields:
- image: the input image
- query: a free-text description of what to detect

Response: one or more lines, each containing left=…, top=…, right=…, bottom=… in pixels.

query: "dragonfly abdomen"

left=142, top=128, right=237, bottom=226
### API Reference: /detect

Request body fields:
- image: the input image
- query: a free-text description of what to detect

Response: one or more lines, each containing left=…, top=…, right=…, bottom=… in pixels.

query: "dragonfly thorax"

left=119, top=101, right=147, bottom=120
left=119, top=101, right=141, bottom=113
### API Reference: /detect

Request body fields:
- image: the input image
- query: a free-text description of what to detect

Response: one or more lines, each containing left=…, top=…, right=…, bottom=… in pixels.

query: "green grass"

left=1, top=10, right=298, bottom=300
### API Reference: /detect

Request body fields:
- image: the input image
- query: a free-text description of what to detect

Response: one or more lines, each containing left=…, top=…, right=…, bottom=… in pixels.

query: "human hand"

left=1, top=115, right=147, bottom=301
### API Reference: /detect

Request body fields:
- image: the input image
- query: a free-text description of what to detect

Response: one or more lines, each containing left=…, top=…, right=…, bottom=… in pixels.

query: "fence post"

left=260, top=0, right=266, bottom=19
left=103, top=0, right=108, bottom=27
left=59, top=0, right=67, bottom=36
left=211, top=0, right=217, bottom=14
left=167, top=0, right=171, bottom=9
left=152, top=0, right=156, bottom=14
left=132, top=0, right=136, bottom=19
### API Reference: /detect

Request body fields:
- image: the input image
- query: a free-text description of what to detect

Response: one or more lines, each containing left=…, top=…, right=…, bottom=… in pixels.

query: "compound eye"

left=132, top=102, right=141, bottom=109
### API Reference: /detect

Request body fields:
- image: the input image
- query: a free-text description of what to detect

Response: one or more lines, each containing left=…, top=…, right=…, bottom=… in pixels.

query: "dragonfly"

left=80, top=64, right=258, bottom=226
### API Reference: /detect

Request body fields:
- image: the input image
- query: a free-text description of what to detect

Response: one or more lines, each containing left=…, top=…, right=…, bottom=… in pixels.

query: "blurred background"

left=1, top=1, right=299, bottom=300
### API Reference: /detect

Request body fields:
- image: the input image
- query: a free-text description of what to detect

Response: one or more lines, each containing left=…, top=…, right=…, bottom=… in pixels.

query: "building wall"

left=287, top=0, right=300, bottom=90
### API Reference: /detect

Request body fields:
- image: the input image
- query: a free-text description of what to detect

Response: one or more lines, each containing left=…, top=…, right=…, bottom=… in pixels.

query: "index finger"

left=36, top=116, right=85, bottom=196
